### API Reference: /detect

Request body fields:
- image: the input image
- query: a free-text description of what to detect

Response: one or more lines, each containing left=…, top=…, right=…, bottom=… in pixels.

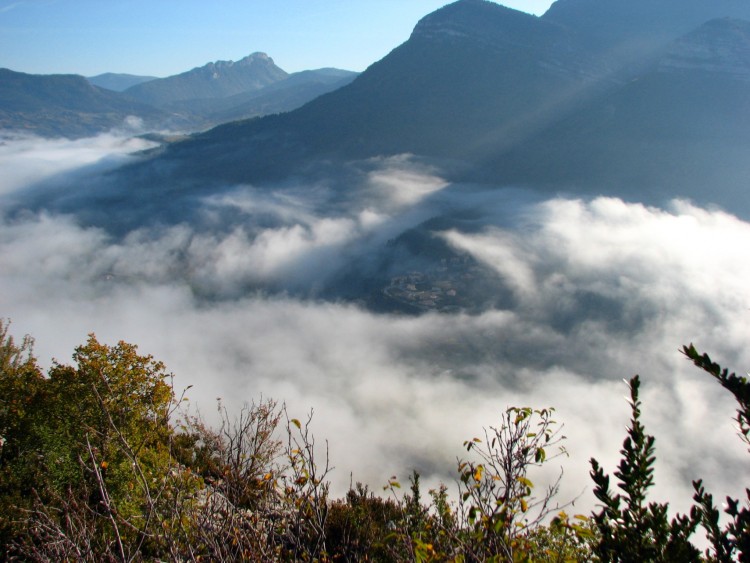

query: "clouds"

left=460, top=197, right=750, bottom=362
left=1, top=134, right=749, bottom=521
left=0, top=132, right=157, bottom=198
left=364, top=154, right=449, bottom=210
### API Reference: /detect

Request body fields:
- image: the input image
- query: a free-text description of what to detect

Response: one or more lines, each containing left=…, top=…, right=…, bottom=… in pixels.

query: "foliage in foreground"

left=0, top=318, right=748, bottom=561
left=588, top=348, right=750, bottom=563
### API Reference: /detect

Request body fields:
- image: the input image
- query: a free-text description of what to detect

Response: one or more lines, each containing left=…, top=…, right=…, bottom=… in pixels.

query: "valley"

left=2, top=2, right=750, bottom=558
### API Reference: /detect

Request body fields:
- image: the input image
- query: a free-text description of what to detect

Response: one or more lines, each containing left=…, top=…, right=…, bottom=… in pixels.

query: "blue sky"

left=0, top=0, right=555, bottom=77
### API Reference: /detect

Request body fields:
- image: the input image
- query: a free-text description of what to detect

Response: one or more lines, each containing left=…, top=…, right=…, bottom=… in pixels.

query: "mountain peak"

left=408, top=0, right=581, bottom=63
left=204, top=52, right=275, bottom=71
left=411, top=0, right=538, bottom=43
left=222, top=52, right=273, bottom=66
left=240, top=52, right=271, bottom=62
left=124, top=52, right=288, bottom=106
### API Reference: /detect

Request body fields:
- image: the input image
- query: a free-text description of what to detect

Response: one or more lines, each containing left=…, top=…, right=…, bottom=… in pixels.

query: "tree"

left=589, top=376, right=700, bottom=562
left=590, top=347, right=750, bottom=562
left=384, top=407, right=594, bottom=562
left=455, top=407, right=571, bottom=561
left=325, top=482, right=403, bottom=561
left=0, top=329, right=193, bottom=560
left=682, top=344, right=750, bottom=562
left=0, top=320, right=45, bottom=548
left=8, top=319, right=750, bottom=561
left=0, top=322, right=339, bottom=561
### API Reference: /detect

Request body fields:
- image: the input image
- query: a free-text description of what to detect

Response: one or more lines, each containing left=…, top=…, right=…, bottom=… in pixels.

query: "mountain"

left=485, top=17, right=750, bottom=211
left=140, top=0, right=750, bottom=199
left=2, top=58, right=356, bottom=138
left=543, top=0, right=750, bottom=55
left=202, top=69, right=358, bottom=123
left=0, top=68, right=167, bottom=138
left=15, top=0, right=750, bottom=224
left=150, top=0, right=605, bottom=185
left=163, top=68, right=358, bottom=126
left=123, top=52, right=289, bottom=108
left=87, top=73, right=158, bottom=92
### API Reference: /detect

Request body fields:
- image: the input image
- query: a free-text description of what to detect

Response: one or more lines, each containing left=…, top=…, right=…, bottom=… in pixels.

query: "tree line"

left=0, top=319, right=747, bottom=561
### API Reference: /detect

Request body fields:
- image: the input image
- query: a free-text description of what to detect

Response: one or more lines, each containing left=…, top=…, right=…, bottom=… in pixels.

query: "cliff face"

left=658, top=18, right=750, bottom=80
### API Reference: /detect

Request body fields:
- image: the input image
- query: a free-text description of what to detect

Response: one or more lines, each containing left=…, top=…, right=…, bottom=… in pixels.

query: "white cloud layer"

left=1, top=134, right=748, bottom=522
left=0, top=132, right=157, bottom=197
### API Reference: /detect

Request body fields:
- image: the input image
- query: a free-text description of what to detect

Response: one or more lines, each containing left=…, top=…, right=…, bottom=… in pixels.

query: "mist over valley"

left=2, top=0, right=750, bottom=529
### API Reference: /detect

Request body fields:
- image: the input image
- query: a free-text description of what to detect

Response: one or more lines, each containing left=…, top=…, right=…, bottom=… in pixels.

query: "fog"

left=1, top=132, right=748, bottom=520
left=0, top=132, right=158, bottom=197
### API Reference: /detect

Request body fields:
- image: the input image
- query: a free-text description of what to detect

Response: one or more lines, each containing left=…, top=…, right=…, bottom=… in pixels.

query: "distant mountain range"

left=0, top=69, right=168, bottom=137
left=148, top=65, right=358, bottom=125
left=87, top=73, right=158, bottom=92
left=8, top=0, right=750, bottom=220
left=122, top=53, right=288, bottom=107
left=122, top=0, right=747, bottom=214
left=0, top=53, right=358, bottom=137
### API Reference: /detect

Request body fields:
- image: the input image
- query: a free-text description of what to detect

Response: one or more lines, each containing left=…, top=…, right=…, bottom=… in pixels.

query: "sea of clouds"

left=1, top=131, right=748, bottom=521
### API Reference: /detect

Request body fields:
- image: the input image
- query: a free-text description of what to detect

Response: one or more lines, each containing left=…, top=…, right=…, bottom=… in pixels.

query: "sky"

left=0, top=0, right=556, bottom=77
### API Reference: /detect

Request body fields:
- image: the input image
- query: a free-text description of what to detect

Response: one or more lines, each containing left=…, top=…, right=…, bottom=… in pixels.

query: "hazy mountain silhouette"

left=543, top=0, right=750, bottom=55
left=2, top=56, right=357, bottom=137
left=0, top=68, right=167, bottom=138
left=123, top=53, right=289, bottom=108
left=87, top=73, right=158, bottom=92
left=164, top=68, right=358, bottom=126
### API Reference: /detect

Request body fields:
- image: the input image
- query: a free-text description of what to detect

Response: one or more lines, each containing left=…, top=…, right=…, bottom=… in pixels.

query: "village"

left=382, top=256, right=485, bottom=312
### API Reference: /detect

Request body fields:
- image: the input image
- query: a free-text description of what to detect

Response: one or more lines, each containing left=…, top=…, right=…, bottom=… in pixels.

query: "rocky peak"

left=123, top=51, right=288, bottom=106
left=235, top=52, right=273, bottom=66
left=202, top=53, right=273, bottom=71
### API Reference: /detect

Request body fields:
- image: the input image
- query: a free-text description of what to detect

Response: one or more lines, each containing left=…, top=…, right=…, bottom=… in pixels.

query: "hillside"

left=486, top=17, right=750, bottom=211
left=0, top=68, right=167, bottom=138
left=543, top=0, right=750, bottom=51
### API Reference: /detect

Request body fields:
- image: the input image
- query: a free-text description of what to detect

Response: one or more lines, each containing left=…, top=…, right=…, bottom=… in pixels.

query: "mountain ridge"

left=0, top=68, right=167, bottom=137
left=87, top=73, right=158, bottom=92
left=0, top=56, right=358, bottom=137
left=123, top=52, right=289, bottom=107
left=152, top=0, right=604, bottom=186
left=11, top=0, right=750, bottom=226
left=484, top=15, right=750, bottom=212
left=658, top=17, right=750, bottom=79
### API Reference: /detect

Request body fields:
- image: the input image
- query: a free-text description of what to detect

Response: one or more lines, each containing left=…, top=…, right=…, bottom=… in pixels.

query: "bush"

left=4, top=318, right=748, bottom=561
